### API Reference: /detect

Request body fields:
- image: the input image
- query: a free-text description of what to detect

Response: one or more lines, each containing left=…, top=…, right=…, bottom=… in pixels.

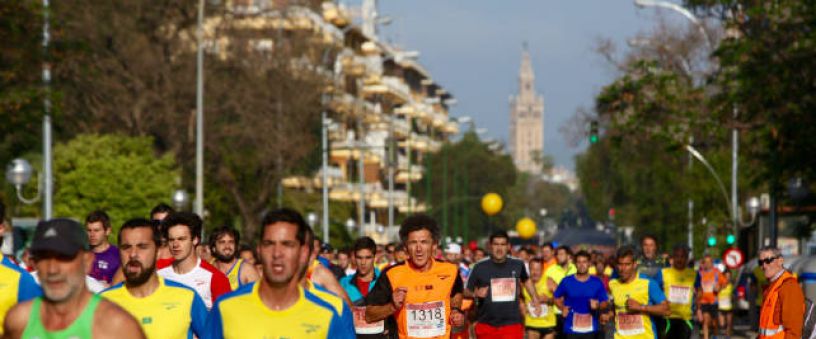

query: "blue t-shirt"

left=554, top=275, right=608, bottom=334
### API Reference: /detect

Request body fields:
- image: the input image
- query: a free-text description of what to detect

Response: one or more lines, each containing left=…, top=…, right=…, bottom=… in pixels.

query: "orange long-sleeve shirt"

left=766, top=276, right=804, bottom=339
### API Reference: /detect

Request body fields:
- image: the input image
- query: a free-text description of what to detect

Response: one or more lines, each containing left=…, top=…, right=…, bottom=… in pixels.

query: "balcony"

left=362, top=76, right=411, bottom=104
left=224, top=6, right=343, bottom=46
left=329, top=139, right=382, bottom=164
left=321, top=2, right=350, bottom=27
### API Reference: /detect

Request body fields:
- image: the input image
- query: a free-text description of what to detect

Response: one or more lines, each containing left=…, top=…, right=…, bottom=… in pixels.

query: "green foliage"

left=416, top=132, right=516, bottom=241
left=578, top=56, right=746, bottom=254
left=0, top=0, right=51, bottom=206
left=53, top=134, right=178, bottom=234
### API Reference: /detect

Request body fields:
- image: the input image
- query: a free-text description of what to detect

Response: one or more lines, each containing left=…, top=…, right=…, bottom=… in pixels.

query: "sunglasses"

left=758, top=256, right=780, bottom=266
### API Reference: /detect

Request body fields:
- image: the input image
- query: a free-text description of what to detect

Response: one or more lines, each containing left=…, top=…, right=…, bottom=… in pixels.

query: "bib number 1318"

left=411, top=308, right=443, bottom=322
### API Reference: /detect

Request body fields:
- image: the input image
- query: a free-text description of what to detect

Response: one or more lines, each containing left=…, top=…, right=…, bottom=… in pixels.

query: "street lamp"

left=5, top=159, right=41, bottom=204
left=633, top=0, right=713, bottom=51
left=172, top=189, right=190, bottom=212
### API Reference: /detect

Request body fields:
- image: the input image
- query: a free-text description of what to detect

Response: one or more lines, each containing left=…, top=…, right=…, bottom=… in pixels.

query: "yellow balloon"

left=481, top=193, right=503, bottom=216
left=516, top=217, right=537, bottom=239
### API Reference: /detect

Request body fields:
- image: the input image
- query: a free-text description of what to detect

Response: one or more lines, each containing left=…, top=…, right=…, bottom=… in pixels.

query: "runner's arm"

left=523, top=277, right=540, bottom=306
left=2, top=301, right=31, bottom=339
left=364, top=273, right=396, bottom=323
left=241, top=262, right=260, bottom=285
left=313, top=264, right=353, bottom=305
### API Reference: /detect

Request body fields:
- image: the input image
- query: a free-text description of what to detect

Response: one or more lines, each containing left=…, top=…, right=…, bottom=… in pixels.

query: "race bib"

left=572, top=313, right=594, bottom=333
left=719, top=296, right=732, bottom=310
left=490, top=278, right=516, bottom=302
left=668, top=285, right=691, bottom=304
left=352, top=306, right=384, bottom=334
left=527, top=303, right=548, bottom=318
left=406, top=301, right=446, bottom=338
left=616, top=313, right=645, bottom=336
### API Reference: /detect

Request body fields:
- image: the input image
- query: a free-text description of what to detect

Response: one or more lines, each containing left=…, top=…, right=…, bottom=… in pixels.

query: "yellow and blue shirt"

left=0, top=256, right=41, bottom=335
left=609, top=274, right=666, bottom=339
left=102, top=276, right=208, bottom=339
left=225, top=259, right=247, bottom=291
left=204, top=282, right=355, bottom=339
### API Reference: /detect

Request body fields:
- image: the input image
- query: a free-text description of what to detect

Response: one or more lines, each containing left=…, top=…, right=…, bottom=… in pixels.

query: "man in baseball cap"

left=3, top=218, right=144, bottom=338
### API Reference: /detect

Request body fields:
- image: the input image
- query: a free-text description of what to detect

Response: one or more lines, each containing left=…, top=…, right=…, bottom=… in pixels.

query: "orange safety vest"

left=758, top=270, right=799, bottom=338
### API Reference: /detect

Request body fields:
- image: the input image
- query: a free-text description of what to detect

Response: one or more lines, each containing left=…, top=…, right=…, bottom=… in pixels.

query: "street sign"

left=723, top=247, right=745, bottom=269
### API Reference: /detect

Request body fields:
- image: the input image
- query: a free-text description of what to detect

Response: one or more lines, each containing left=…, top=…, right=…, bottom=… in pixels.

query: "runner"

left=204, top=208, right=355, bottom=338
left=523, top=258, right=557, bottom=339
left=443, top=242, right=473, bottom=339
left=85, top=210, right=121, bottom=285
left=365, top=214, right=465, bottom=339
left=298, top=226, right=354, bottom=327
left=638, top=235, right=665, bottom=281
left=606, top=246, right=669, bottom=339
left=149, top=204, right=175, bottom=268
left=3, top=219, right=144, bottom=338
left=157, top=212, right=230, bottom=309
left=546, top=245, right=576, bottom=337
left=102, top=218, right=207, bottom=339
left=0, top=202, right=41, bottom=336
left=340, top=236, right=392, bottom=338
left=466, top=230, right=541, bottom=338
left=659, top=245, right=695, bottom=339
left=209, top=225, right=259, bottom=290
left=541, top=243, right=556, bottom=272
left=638, top=235, right=666, bottom=337
left=717, top=270, right=734, bottom=339
left=554, top=250, right=608, bottom=339
left=695, top=255, right=724, bottom=339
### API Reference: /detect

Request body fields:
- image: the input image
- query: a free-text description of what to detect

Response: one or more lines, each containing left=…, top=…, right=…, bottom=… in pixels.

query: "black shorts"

left=664, top=318, right=693, bottom=339
left=525, top=326, right=556, bottom=336
left=700, top=304, right=719, bottom=317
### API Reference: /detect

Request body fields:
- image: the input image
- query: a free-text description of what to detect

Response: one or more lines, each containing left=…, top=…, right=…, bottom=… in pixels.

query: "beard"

left=124, top=260, right=155, bottom=286
left=212, top=250, right=235, bottom=263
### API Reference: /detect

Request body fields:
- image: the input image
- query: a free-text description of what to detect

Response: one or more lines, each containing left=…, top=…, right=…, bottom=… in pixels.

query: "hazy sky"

left=358, top=1, right=660, bottom=169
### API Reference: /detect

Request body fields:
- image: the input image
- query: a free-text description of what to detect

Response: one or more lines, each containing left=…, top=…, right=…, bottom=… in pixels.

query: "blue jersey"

left=554, top=275, right=608, bottom=334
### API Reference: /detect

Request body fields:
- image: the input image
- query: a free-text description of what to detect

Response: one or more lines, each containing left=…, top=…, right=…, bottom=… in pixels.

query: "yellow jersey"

left=225, top=259, right=247, bottom=291
left=718, top=283, right=734, bottom=311
left=0, top=257, right=41, bottom=335
left=205, top=283, right=355, bottom=339
left=102, top=276, right=208, bottom=339
left=661, top=267, right=696, bottom=320
left=609, top=275, right=665, bottom=339
left=523, top=276, right=556, bottom=328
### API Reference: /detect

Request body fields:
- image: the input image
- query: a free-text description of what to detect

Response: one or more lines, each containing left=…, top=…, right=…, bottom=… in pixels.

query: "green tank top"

left=22, top=294, right=100, bottom=339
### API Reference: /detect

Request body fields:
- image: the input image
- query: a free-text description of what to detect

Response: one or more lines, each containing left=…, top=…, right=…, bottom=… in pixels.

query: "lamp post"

left=686, top=145, right=759, bottom=242
left=41, top=0, right=53, bottom=220
left=5, top=159, right=41, bottom=205
left=172, top=189, right=190, bottom=212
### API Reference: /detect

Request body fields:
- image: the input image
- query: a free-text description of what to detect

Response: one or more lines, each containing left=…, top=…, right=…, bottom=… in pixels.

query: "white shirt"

left=157, top=258, right=229, bottom=309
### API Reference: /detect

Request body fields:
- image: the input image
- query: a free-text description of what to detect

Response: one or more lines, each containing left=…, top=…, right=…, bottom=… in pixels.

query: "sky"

left=353, top=0, right=661, bottom=170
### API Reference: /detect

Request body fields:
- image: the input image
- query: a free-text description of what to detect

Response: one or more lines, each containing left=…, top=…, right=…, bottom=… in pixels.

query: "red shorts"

left=474, top=322, right=523, bottom=339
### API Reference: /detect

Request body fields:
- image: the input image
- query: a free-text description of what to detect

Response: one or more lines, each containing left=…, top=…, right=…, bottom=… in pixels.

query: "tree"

left=416, top=131, right=518, bottom=241
left=53, top=134, right=178, bottom=234
left=686, top=0, right=816, bottom=192
left=0, top=0, right=47, bottom=205
left=47, top=1, right=333, bottom=236
left=573, top=19, right=744, bottom=252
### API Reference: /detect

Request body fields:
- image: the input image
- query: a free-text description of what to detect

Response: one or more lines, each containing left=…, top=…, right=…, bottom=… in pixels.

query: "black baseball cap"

left=30, top=218, right=90, bottom=257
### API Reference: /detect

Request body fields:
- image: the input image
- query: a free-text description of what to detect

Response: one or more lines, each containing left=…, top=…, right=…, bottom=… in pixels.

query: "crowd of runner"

left=0, top=201, right=783, bottom=338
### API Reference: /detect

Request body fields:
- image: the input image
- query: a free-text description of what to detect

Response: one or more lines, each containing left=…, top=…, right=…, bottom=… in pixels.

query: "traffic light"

left=707, top=236, right=717, bottom=247
left=589, top=120, right=599, bottom=144
left=726, top=234, right=736, bottom=245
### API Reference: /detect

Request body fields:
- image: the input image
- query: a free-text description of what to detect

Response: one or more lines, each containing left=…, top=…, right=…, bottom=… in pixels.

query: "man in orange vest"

left=757, top=246, right=804, bottom=339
